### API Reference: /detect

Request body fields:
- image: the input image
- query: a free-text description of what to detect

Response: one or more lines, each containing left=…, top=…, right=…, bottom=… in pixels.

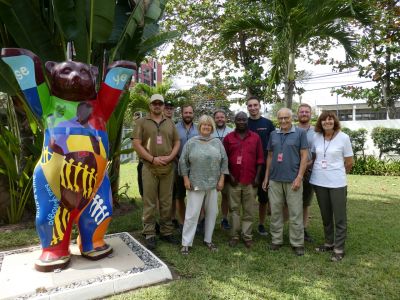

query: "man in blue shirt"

left=175, top=104, right=198, bottom=226
left=262, top=108, right=308, bottom=256
left=247, top=96, right=275, bottom=236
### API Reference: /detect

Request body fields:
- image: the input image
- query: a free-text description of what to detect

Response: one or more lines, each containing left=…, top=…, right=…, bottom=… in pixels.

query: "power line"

left=304, top=80, right=373, bottom=92
left=302, top=69, right=359, bottom=81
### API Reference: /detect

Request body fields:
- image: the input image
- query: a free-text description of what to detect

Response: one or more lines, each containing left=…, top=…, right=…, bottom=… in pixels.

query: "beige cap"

left=150, top=94, right=164, bottom=103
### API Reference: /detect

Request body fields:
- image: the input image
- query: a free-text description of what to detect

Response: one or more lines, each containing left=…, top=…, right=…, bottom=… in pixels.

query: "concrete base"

left=0, top=232, right=172, bottom=300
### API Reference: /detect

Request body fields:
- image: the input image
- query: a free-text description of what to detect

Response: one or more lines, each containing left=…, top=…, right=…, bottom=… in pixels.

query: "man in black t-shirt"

left=247, top=96, right=275, bottom=236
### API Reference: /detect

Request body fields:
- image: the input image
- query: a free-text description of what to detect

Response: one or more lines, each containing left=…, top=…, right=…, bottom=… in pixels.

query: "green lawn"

left=1, top=163, right=399, bottom=299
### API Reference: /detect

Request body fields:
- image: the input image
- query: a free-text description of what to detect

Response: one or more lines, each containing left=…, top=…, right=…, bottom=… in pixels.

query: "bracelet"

left=151, top=156, right=155, bottom=163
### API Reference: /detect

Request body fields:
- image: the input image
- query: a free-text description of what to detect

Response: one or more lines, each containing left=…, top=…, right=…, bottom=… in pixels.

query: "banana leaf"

left=0, top=60, right=20, bottom=95
left=52, top=0, right=78, bottom=40
left=91, top=0, right=116, bottom=43
left=0, top=1, right=64, bottom=62
left=110, top=0, right=145, bottom=61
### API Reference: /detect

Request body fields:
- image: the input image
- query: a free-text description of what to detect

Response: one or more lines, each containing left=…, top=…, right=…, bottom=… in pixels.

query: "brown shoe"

left=243, top=240, right=253, bottom=249
left=229, top=238, right=239, bottom=247
left=269, top=243, right=282, bottom=251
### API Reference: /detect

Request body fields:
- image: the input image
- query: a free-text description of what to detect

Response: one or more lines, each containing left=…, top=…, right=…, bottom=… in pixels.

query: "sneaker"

left=145, top=236, right=156, bottom=250
left=304, top=230, right=314, bottom=243
left=257, top=224, right=268, bottom=236
left=221, top=218, right=231, bottom=230
left=160, top=234, right=180, bottom=245
left=292, top=246, right=305, bottom=256
left=155, top=222, right=160, bottom=235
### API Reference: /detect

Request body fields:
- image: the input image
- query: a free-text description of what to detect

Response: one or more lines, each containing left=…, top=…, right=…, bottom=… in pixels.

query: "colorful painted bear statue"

left=1, top=48, right=135, bottom=272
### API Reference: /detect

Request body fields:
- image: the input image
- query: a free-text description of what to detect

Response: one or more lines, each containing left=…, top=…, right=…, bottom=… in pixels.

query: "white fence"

left=342, top=120, right=400, bottom=157
left=120, top=127, right=137, bottom=163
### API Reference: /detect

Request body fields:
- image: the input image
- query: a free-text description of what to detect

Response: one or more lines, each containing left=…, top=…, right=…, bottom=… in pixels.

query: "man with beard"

left=211, top=109, right=233, bottom=230
left=223, top=112, right=264, bottom=248
left=175, top=104, right=198, bottom=227
left=132, top=94, right=180, bottom=250
left=297, top=103, right=315, bottom=243
left=246, top=96, right=275, bottom=236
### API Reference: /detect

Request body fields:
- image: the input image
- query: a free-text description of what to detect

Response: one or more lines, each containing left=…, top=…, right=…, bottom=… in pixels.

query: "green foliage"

left=220, top=0, right=371, bottom=108
left=371, top=127, right=400, bottom=158
left=184, top=78, right=234, bottom=122
left=334, top=0, right=400, bottom=118
left=341, top=127, right=368, bottom=157
left=163, top=0, right=272, bottom=99
left=0, top=124, right=35, bottom=224
left=351, top=156, right=400, bottom=176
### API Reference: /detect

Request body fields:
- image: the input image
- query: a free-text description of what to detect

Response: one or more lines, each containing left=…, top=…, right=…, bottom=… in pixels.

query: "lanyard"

left=150, top=118, right=165, bottom=134
left=280, top=133, right=289, bottom=148
left=183, top=122, right=194, bottom=142
left=216, top=127, right=226, bottom=141
left=323, top=132, right=336, bottom=159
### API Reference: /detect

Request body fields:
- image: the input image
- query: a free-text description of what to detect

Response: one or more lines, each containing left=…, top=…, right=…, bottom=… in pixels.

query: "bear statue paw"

left=81, top=243, right=113, bottom=261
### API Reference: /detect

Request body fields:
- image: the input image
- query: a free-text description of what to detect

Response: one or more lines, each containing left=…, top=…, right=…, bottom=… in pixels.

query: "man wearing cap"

left=211, top=109, right=233, bottom=230
left=132, top=94, right=180, bottom=250
left=164, top=100, right=175, bottom=120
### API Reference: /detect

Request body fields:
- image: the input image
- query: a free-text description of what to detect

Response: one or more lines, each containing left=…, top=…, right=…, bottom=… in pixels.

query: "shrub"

left=351, top=156, right=400, bottom=176
left=342, top=127, right=368, bottom=157
left=371, top=127, right=400, bottom=158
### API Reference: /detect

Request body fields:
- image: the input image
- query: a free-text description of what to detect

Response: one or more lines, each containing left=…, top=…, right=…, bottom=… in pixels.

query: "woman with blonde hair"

left=179, top=115, right=229, bottom=255
left=310, top=111, right=353, bottom=262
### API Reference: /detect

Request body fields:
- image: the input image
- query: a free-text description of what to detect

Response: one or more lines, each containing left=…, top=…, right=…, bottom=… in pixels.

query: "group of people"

left=132, top=94, right=353, bottom=262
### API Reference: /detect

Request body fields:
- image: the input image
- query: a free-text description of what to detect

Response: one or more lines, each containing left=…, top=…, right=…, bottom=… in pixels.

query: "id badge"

left=277, top=153, right=283, bottom=162
left=321, top=160, right=327, bottom=169
left=156, top=135, right=163, bottom=145
left=236, top=156, right=242, bottom=164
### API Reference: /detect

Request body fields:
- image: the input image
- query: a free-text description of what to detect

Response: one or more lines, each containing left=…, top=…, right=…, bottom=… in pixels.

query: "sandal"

left=331, top=252, right=345, bottom=262
left=180, top=246, right=189, bottom=255
left=203, top=241, right=218, bottom=252
left=315, top=244, right=334, bottom=252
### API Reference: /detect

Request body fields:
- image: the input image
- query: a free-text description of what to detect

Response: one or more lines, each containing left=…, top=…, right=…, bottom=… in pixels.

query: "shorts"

left=257, top=164, right=269, bottom=204
left=302, top=170, right=314, bottom=207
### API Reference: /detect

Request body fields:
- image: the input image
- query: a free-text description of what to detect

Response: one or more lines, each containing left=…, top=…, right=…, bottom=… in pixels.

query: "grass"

left=1, top=163, right=399, bottom=299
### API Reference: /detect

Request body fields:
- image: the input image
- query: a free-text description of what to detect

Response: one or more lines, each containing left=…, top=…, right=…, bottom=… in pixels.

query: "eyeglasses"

left=151, top=102, right=164, bottom=106
left=278, top=116, right=291, bottom=121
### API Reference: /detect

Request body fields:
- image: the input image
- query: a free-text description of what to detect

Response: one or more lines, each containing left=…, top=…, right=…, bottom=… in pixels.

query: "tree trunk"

left=109, top=124, right=124, bottom=208
left=0, top=174, right=10, bottom=223
left=110, top=155, right=121, bottom=208
left=285, top=51, right=296, bottom=109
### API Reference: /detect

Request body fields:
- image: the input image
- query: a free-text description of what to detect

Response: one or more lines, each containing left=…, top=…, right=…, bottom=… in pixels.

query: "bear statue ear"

left=90, top=66, right=99, bottom=78
left=45, top=61, right=57, bottom=77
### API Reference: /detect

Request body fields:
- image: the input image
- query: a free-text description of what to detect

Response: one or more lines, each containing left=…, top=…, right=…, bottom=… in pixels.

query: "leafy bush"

left=351, top=156, right=400, bottom=176
left=0, top=125, right=35, bottom=223
left=371, top=127, right=400, bottom=158
left=342, top=127, right=368, bottom=157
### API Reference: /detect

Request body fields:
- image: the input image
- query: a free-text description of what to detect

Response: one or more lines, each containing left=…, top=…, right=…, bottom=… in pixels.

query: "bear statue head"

left=45, top=61, right=99, bottom=101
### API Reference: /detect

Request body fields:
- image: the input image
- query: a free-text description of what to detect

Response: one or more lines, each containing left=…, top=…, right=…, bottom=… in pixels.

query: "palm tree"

left=221, top=0, right=370, bottom=108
